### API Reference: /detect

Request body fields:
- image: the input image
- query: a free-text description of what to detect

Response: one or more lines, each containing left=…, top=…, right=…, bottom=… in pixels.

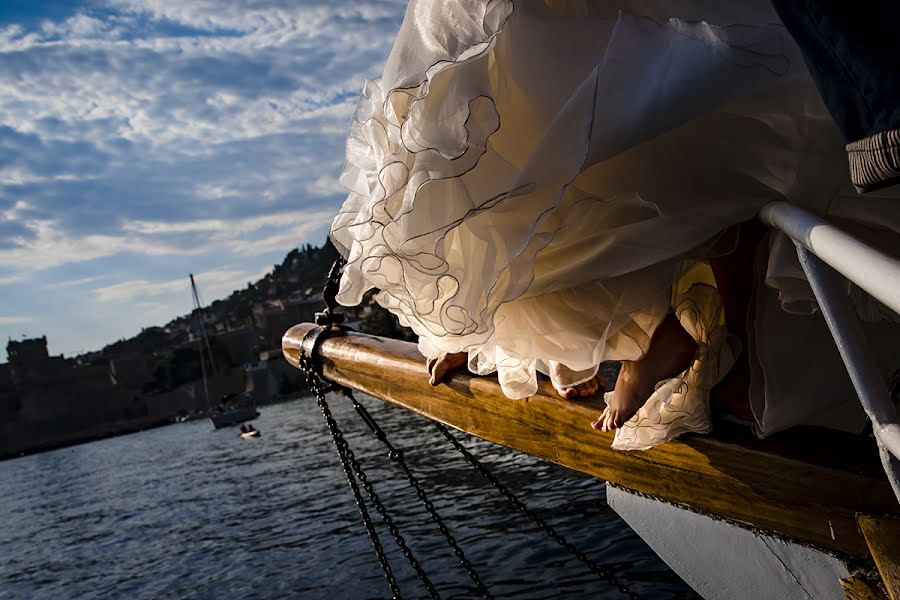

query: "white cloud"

left=0, top=315, right=32, bottom=325
left=0, top=168, right=94, bottom=187
left=103, top=1, right=405, bottom=38
left=121, top=208, right=333, bottom=256
left=227, top=222, right=325, bottom=256
left=0, top=1, right=400, bottom=154
left=95, top=267, right=255, bottom=303
left=1, top=201, right=31, bottom=221
left=195, top=183, right=242, bottom=200
left=0, top=273, right=25, bottom=286
left=45, top=275, right=106, bottom=289
left=1, top=198, right=334, bottom=272
left=0, top=218, right=204, bottom=270
left=0, top=0, right=390, bottom=272
left=122, top=208, right=332, bottom=237
left=307, top=173, right=348, bottom=197
left=115, top=208, right=334, bottom=257
left=40, top=14, right=116, bottom=39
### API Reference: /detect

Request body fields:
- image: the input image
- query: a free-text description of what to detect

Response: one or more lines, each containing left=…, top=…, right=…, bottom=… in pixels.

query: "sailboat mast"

left=190, top=274, right=218, bottom=374
left=190, top=273, right=217, bottom=411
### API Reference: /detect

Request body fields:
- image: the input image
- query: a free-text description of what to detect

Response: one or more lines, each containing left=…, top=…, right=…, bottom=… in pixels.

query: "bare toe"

left=549, top=362, right=603, bottom=400
left=591, top=409, right=607, bottom=431
left=599, top=364, right=647, bottom=432
left=606, top=410, right=619, bottom=432
left=427, top=352, right=468, bottom=386
left=553, top=383, right=578, bottom=399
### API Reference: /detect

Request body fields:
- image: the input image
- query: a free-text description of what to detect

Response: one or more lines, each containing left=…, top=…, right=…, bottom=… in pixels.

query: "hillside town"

left=0, top=241, right=414, bottom=459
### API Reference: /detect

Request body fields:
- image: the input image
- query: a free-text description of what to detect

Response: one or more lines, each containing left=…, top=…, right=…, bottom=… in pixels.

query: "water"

left=1, top=396, right=699, bottom=599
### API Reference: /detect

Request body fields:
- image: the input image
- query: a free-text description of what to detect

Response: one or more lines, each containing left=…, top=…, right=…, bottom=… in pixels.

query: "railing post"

left=794, top=245, right=900, bottom=500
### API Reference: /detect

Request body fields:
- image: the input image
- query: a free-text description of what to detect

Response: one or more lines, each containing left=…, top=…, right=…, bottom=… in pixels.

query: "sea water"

left=0, top=396, right=698, bottom=599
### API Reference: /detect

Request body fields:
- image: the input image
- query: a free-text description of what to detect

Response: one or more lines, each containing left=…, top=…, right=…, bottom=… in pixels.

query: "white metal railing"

left=759, top=201, right=900, bottom=500
left=760, top=202, right=900, bottom=314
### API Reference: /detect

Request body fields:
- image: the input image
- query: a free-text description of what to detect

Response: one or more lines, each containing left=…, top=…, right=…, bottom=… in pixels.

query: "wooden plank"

left=841, top=576, right=888, bottom=600
left=283, top=323, right=898, bottom=558
left=858, top=514, right=900, bottom=600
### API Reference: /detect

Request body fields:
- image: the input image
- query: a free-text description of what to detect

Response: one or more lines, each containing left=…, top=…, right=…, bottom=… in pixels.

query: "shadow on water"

left=0, top=396, right=699, bottom=600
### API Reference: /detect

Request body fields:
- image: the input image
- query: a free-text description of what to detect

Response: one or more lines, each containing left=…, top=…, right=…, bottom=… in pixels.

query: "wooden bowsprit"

left=283, top=322, right=898, bottom=562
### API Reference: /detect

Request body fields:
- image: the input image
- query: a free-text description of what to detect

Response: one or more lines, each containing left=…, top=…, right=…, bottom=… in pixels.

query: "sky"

left=0, top=0, right=406, bottom=358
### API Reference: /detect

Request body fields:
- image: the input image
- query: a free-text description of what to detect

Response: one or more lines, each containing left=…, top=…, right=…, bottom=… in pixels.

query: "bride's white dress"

left=331, top=0, right=900, bottom=450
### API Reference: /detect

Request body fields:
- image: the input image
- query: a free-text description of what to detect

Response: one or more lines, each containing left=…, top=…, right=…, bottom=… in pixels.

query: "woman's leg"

left=707, top=221, right=765, bottom=422
left=593, top=310, right=698, bottom=432
left=594, top=222, right=765, bottom=432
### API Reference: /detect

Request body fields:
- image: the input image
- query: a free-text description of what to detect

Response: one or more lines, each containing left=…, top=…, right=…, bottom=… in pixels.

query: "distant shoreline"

left=1, top=414, right=173, bottom=462
left=0, top=392, right=313, bottom=462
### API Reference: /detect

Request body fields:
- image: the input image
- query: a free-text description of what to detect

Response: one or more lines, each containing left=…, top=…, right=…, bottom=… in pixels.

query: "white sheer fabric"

left=331, top=0, right=900, bottom=449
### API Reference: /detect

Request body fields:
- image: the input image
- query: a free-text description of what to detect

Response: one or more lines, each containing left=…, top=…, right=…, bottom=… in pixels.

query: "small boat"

left=239, top=424, right=260, bottom=439
left=210, top=399, right=260, bottom=429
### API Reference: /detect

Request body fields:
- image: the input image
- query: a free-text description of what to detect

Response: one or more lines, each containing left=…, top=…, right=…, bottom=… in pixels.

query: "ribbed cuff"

left=847, top=129, right=900, bottom=193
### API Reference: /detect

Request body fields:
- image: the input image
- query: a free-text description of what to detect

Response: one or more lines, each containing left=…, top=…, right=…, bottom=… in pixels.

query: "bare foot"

left=548, top=361, right=604, bottom=399
left=592, top=360, right=650, bottom=432
left=426, top=351, right=468, bottom=386
left=592, top=312, right=697, bottom=433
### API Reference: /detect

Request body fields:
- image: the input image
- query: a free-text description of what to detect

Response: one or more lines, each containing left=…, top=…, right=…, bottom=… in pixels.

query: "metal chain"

left=300, top=351, right=440, bottom=600
left=433, top=421, right=640, bottom=600
left=345, top=391, right=493, bottom=599
left=299, top=352, right=403, bottom=599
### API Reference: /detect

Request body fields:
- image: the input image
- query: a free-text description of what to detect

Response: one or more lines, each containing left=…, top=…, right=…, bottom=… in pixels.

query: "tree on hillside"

left=361, top=303, right=417, bottom=342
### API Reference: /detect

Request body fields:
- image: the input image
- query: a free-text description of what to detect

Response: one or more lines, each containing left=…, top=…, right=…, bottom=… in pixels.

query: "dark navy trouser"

left=771, top=0, right=900, bottom=192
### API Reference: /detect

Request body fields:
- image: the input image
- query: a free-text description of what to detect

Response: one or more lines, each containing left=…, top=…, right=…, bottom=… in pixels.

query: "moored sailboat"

left=189, top=274, right=259, bottom=429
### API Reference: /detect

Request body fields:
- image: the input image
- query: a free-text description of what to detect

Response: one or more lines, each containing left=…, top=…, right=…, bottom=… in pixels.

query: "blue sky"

left=0, top=0, right=406, bottom=357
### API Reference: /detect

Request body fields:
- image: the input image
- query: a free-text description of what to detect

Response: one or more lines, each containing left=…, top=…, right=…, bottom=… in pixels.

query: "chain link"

left=301, top=348, right=440, bottom=600
left=433, top=421, right=640, bottom=600
left=345, top=392, right=493, bottom=599
left=298, top=351, right=402, bottom=599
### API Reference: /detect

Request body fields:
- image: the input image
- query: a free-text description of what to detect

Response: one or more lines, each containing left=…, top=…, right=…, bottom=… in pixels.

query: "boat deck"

left=283, top=323, right=897, bottom=560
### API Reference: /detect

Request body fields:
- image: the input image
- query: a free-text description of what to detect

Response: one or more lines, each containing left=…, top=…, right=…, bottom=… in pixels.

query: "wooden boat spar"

left=284, top=322, right=898, bottom=598
left=283, top=202, right=900, bottom=599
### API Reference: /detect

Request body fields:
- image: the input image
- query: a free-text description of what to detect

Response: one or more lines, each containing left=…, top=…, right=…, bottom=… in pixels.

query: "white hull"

left=606, top=484, right=852, bottom=600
